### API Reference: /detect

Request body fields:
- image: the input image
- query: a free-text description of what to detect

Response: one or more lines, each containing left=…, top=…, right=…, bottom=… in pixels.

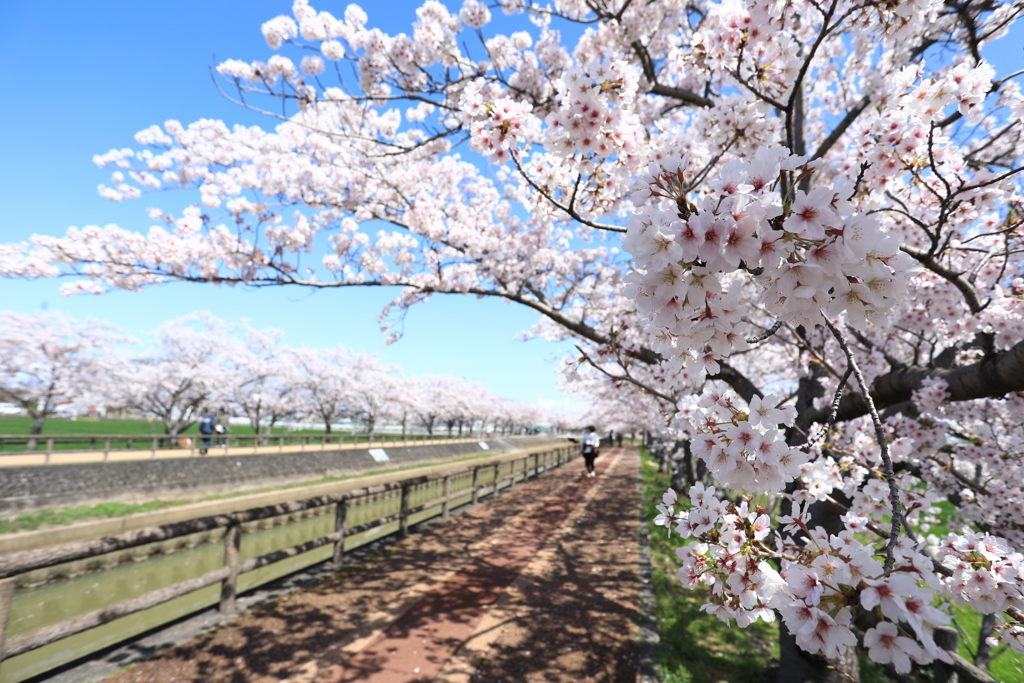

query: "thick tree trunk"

left=778, top=362, right=860, bottom=683
left=26, top=413, right=46, bottom=451
left=778, top=626, right=859, bottom=683
left=29, top=414, right=45, bottom=435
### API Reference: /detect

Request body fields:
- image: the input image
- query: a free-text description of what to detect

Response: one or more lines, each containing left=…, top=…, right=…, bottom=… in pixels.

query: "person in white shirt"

left=581, top=426, right=601, bottom=477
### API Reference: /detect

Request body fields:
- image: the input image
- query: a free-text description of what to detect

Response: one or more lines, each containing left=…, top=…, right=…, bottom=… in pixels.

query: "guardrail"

left=0, top=431, right=495, bottom=463
left=0, top=443, right=576, bottom=669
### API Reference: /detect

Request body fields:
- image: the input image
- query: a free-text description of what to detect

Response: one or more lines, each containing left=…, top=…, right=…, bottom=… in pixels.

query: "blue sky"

left=0, top=1, right=1021, bottom=412
left=0, top=0, right=585, bottom=413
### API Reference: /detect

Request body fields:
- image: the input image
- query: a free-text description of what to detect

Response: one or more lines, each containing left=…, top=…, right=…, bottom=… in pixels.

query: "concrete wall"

left=0, top=437, right=564, bottom=515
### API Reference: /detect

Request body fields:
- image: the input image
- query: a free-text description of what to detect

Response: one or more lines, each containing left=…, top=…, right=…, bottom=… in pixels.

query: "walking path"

left=102, top=448, right=643, bottom=683
left=0, top=436, right=486, bottom=467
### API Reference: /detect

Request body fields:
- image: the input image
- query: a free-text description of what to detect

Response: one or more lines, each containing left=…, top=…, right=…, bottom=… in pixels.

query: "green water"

left=0, top=459, right=542, bottom=683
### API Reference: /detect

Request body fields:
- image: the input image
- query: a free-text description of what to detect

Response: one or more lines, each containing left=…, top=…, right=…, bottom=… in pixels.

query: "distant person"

left=215, top=408, right=230, bottom=447
left=616, top=431, right=623, bottom=447
left=581, top=425, right=600, bottom=477
left=198, top=410, right=217, bottom=455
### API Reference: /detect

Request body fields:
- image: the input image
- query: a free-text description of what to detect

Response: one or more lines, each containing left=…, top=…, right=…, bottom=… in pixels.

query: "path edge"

left=636, top=451, right=661, bottom=683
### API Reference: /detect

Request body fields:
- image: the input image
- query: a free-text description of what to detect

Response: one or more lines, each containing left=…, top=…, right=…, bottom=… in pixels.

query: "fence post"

left=494, top=463, right=500, bottom=494
left=522, top=457, right=528, bottom=483
left=103, top=438, right=111, bottom=462
left=442, top=475, right=451, bottom=521
left=220, top=522, right=241, bottom=614
left=151, top=437, right=157, bottom=459
left=0, top=577, right=14, bottom=665
left=471, top=467, right=480, bottom=505
left=321, top=435, right=326, bottom=451
left=333, top=499, right=348, bottom=565
left=45, top=438, right=54, bottom=465
left=400, top=483, right=410, bottom=537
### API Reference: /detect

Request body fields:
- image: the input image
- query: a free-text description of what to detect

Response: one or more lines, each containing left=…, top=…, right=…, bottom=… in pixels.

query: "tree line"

left=0, top=310, right=560, bottom=438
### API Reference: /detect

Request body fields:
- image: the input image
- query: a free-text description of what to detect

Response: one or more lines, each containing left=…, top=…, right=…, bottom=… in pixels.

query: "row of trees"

left=2, top=0, right=1023, bottom=679
left=0, top=310, right=550, bottom=437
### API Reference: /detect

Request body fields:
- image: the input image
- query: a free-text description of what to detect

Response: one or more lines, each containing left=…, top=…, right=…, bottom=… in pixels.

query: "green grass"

left=0, top=416, right=466, bottom=452
left=0, top=501, right=190, bottom=534
left=0, top=448, right=523, bottom=534
left=0, top=415, right=349, bottom=436
left=920, top=500, right=1024, bottom=682
left=640, top=449, right=779, bottom=682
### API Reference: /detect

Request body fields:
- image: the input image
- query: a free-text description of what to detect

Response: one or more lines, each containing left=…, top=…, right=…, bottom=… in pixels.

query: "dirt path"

left=104, top=448, right=642, bottom=683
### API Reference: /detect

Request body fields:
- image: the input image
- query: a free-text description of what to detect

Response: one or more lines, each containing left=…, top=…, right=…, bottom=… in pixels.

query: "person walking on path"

left=198, top=409, right=217, bottom=455
left=581, top=425, right=600, bottom=477
left=215, top=408, right=230, bottom=448
left=616, top=431, right=623, bottom=447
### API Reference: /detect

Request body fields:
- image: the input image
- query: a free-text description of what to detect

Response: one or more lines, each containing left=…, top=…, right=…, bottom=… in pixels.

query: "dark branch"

left=807, top=337, right=1024, bottom=424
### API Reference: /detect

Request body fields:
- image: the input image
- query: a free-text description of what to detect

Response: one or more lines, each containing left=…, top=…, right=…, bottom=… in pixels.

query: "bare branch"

left=822, top=316, right=903, bottom=571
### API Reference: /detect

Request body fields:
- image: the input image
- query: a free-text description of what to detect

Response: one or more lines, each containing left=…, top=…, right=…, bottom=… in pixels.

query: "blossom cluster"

left=681, top=390, right=806, bottom=493
left=660, top=482, right=953, bottom=672
left=625, top=146, right=913, bottom=384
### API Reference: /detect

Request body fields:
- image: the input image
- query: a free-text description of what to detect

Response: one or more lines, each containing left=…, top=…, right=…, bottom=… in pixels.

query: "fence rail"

left=0, top=443, right=575, bottom=666
left=0, top=431, right=500, bottom=462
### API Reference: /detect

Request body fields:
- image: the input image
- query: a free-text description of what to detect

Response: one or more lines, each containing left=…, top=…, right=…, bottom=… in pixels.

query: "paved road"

left=102, top=448, right=644, bottom=683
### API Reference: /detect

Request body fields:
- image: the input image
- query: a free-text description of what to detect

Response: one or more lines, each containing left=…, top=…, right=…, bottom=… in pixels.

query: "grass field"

left=0, top=416, right=468, bottom=452
left=0, top=416, right=322, bottom=437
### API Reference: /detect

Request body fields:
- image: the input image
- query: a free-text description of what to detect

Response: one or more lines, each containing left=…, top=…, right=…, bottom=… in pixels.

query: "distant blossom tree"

left=114, top=313, right=235, bottom=436
left=225, top=325, right=300, bottom=437
left=343, top=353, right=400, bottom=433
left=3, top=0, right=1024, bottom=680
left=291, top=346, right=357, bottom=434
left=0, top=311, right=128, bottom=438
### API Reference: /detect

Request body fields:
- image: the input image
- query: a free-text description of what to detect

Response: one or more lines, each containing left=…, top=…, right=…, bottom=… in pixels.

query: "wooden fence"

left=0, top=444, right=575, bottom=668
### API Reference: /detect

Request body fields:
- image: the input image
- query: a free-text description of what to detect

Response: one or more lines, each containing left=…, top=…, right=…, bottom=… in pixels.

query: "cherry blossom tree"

left=342, top=353, right=400, bottom=432
left=387, top=375, right=424, bottom=438
left=290, top=345, right=357, bottom=433
left=432, top=375, right=477, bottom=435
left=225, top=325, right=300, bottom=437
left=491, top=398, right=543, bottom=435
left=114, top=313, right=236, bottom=436
left=3, top=0, right=1024, bottom=679
left=0, top=311, right=128, bottom=439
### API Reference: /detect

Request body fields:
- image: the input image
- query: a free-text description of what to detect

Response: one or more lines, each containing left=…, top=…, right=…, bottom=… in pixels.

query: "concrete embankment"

left=0, top=437, right=560, bottom=515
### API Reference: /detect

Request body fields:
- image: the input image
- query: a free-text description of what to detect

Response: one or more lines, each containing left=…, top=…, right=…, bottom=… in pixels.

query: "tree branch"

left=806, top=336, right=1024, bottom=424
